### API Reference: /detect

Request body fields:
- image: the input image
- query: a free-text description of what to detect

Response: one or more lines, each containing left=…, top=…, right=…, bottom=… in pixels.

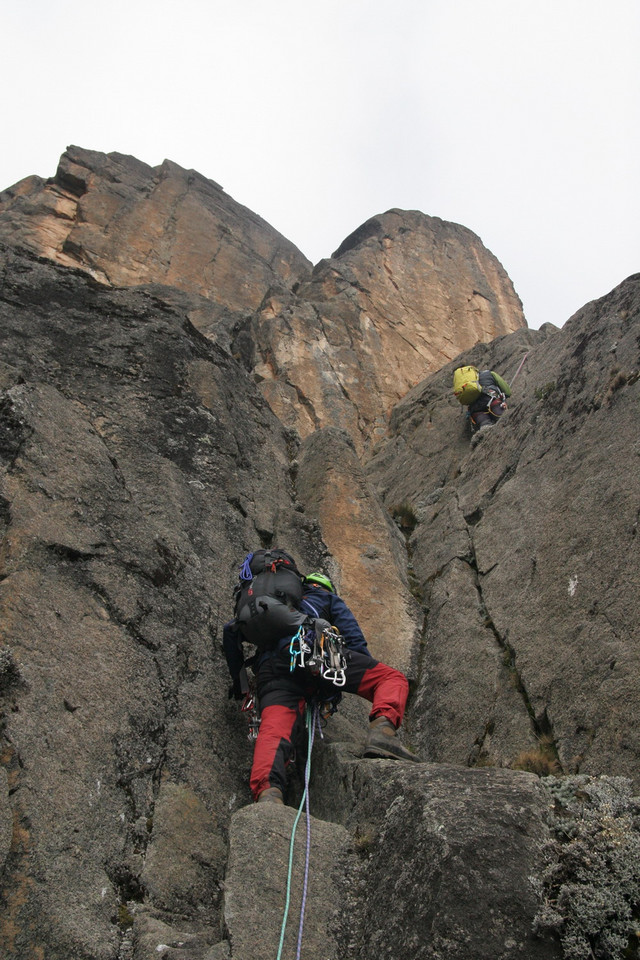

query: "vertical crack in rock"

left=466, top=533, right=564, bottom=775
left=391, top=508, right=429, bottom=745
left=291, top=382, right=321, bottom=429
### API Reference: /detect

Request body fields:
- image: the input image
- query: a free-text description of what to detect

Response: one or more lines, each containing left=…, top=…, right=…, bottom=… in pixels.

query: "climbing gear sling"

left=240, top=682, right=261, bottom=741
left=288, top=620, right=347, bottom=687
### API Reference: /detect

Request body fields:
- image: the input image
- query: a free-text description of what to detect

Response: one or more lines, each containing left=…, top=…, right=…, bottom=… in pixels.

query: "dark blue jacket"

left=299, top=585, right=368, bottom=654
left=223, top=585, right=369, bottom=688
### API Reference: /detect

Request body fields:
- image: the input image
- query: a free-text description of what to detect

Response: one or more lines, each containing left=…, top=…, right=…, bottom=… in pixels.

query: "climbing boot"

left=256, top=786, right=284, bottom=804
left=364, top=717, right=420, bottom=762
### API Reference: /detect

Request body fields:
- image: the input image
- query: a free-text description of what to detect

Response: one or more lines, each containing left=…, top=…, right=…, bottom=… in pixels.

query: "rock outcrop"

left=368, top=274, right=640, bottom=787
left=311, top=747, right=563, bottom=960
left=0, top=146, right=311, bottom=311
left=242, top=209, right=525, bottom=452
left=1, top=149, right=526, bottom=453
left=1, top=148, right=639, bottom=960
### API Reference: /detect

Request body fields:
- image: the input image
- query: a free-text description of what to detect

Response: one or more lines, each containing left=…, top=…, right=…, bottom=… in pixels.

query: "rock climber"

left=223, top=552, right=419, bottom=804
left=468, top=369, right=512, bottom=441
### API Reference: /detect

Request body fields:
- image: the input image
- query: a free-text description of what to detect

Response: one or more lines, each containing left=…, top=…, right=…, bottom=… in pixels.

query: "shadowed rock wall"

left=0, top=245, right=322, bottom=957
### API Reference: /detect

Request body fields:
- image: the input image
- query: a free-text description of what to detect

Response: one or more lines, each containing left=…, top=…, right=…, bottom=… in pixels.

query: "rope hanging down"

left=276, top=703, right=321, bottom=960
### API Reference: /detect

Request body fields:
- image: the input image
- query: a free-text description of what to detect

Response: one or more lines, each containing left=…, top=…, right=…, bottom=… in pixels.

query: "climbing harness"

left=486, top=390, right=507, bottom=417
left=238, top=619, right=344, bottom=739
left=469, top=388, right=507, bottom=429
left=288, top=621, right=347, bottom=687
left=276, top=702, right=323, bottom=960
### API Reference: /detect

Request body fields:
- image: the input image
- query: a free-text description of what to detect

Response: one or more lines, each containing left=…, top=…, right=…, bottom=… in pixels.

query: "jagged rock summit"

left=0, top=146, right=526, bottom=453
left=1, top=148, right=639, bottom=960
left=0, top=146, right=312, bottom=309
left=251, top=208, right=525, bottom=451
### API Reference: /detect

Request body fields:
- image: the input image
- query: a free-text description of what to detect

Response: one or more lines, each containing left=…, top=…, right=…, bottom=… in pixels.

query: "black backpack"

left=234, top=549, right=307, bottom=649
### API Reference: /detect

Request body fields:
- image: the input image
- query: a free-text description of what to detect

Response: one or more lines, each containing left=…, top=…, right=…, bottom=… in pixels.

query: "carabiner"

left=322, top=667, right=346, bottom=687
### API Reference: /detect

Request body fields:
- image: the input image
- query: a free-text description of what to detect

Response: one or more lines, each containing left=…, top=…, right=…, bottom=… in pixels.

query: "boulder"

left=315, top=745, right=563, bottom=960
left=223, top=804, right=351, bottom=960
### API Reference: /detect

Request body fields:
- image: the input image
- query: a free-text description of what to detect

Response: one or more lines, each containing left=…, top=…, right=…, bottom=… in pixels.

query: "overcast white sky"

left=3, top=0, right=638, bottom=329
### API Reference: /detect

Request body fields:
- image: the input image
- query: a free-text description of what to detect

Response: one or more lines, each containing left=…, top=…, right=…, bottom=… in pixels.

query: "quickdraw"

left=289, top=621, right=347, bottom=687
left=240, top=686, right=261, bottom=741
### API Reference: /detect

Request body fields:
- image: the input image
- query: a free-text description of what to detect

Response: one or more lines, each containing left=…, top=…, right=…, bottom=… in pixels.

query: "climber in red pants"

left=223, top=557, right=419, bottom=804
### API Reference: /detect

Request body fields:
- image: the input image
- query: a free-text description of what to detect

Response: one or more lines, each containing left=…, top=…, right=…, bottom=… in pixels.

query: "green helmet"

left=305, top=572, right=335, bottom=593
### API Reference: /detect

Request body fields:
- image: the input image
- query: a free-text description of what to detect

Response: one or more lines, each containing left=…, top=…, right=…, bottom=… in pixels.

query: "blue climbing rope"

left=275, top=703, right=319, bottom=960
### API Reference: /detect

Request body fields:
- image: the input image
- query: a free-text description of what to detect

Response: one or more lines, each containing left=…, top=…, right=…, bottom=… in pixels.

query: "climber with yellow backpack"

left=453, top=364, right=512, bottom=442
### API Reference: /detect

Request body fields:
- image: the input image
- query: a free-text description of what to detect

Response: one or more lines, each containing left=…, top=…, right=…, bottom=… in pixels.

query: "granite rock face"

left=296, top=427, right=422, bottom=676
left=1, top=148, right=639, bottom=960
left=310, top=745, right=563, bottom=960
left=368, top=275, right=640, bottom=787
left=246, top=209, right=526, bottom=452
left=0, top=146, right=312, bottom=310
left=1, top=150, right=526, bottom=453
left=0, top=245, right=318, bottom=958
left=223, top=804, right=351, bottom=960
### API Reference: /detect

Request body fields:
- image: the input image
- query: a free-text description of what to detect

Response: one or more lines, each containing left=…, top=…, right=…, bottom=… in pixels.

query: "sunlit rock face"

left=247, top=209, right=526, bottom=453
left=0, top=145, right=312, bottom=310
left=1, top=151, right=525, bottom=454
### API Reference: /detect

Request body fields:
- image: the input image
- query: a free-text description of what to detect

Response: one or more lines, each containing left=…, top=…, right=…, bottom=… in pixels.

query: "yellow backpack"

left=453, top=365, right=482, bottom=405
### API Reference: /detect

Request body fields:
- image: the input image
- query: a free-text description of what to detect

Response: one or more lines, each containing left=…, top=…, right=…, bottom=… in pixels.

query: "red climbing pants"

left=249, top=649, right=409, bottom=800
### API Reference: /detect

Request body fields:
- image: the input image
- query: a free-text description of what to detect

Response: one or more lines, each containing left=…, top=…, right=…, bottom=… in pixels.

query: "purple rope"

left=295, top=704, right=319, bottom=959
left=239, top=552, right=254, bottom=581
